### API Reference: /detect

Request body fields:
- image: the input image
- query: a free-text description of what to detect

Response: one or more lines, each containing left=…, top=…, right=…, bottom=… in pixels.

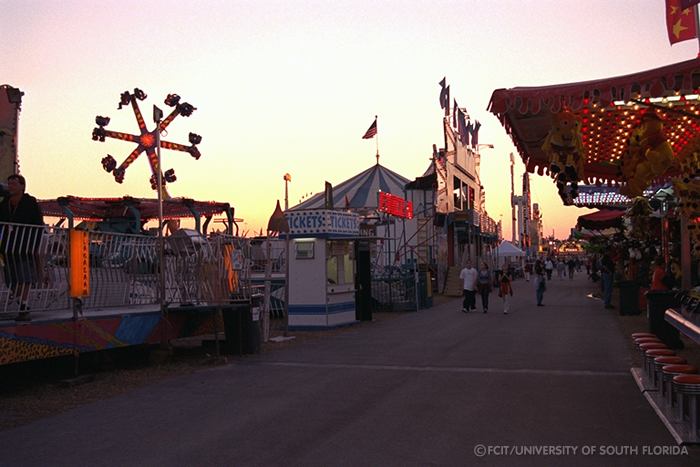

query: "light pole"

left=153, top=104, right=167, bottom=348
left=283, top=173, right=291, bottom=335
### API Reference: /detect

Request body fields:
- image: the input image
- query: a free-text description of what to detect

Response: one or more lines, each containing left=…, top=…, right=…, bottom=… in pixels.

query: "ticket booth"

left=285, top=209, right=360, bottom=329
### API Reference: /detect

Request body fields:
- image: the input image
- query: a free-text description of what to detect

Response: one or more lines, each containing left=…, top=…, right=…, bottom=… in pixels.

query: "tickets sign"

left=285, top=209, right=360, bottom=238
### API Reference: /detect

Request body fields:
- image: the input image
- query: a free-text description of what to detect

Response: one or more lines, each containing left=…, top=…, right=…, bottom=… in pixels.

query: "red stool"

left=672, top=375, right=700, bottom=436
left=635, top=337, right=661, bottom=344
left=644, top=349, right=676, bottom=379
left=652, top=356, right=686, bottom=388
left=632, top=332, right=656, bottom=339
left=662, top=365, right=699, bottom=406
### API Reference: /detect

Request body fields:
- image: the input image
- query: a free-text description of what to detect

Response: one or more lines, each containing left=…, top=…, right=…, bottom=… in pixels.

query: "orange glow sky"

left=2, top=0, right=697, bottom=238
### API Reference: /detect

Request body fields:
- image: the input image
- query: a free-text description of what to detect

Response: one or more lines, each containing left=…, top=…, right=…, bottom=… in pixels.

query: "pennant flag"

left=458, top=109, right=469, bottom=146
left=439, top=78, right=450, bottom=116
left=362, top=118, right=377, bottom=139
left=452, top=99, right=458, bottom=128
left=439, top=77, right=447, bottom=107
left=666, top=0, right=698, bottom=45
left=471, top=121, right=482, bottom=147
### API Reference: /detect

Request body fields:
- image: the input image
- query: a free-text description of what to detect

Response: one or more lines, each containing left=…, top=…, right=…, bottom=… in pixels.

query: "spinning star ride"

left=92, top=88, right=202, bottom=198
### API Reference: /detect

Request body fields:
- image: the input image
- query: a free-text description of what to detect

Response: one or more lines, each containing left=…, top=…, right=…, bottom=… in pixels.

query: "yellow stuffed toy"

left=620, top=112, right=675, bottom=198
left=542, top=110, right=586, bottom=199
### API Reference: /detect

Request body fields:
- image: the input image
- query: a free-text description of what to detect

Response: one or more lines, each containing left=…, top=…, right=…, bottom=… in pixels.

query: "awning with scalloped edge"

left=488, top=58, right=700, bottom=188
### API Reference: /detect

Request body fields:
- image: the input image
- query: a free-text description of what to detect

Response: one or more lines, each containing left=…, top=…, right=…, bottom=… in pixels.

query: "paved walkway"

left=1, top=273, right=699, bottom=466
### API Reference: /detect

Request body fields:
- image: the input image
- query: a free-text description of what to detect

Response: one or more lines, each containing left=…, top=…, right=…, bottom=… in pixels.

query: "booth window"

left=327, top=240, right=354, bottom=285
left=295, top=241, right=314, bottom=259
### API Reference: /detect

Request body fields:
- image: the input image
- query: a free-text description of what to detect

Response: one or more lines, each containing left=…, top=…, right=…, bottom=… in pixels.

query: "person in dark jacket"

left=0, top=174, right=44, bottom=321
left=600, top=252, right=615, bottom=309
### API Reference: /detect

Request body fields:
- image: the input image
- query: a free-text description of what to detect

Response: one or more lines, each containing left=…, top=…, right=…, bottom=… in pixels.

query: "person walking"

left=544, top=257, right=554, bottom=280
left=556, top=258, right=566, bottom=280
left=498, top=271, right=513, bottom=314
left=459, top=260, right=478, bottom=313
left=534, top=259, right=546, bottom=306
left=567, top=258, right=576, bottom=280
left=476, top=262, right=492, bottom=313
left=0, top=174, right=45, bottom=321
left=524, top=261, right=532, bottom=282
left=601, top=252, right=615, bottom=309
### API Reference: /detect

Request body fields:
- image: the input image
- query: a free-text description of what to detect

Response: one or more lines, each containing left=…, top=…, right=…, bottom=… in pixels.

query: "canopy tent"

left=496, top=240, right=525, bottom=257
left=40, top=196, right=232, bottom=221
left=488, top=58, right=700, bottom=201
left=290, top=163, right=410, bottom=213
left=576, top=209, right=625, bottom=230
left=39, top=196, right=235, bottom=234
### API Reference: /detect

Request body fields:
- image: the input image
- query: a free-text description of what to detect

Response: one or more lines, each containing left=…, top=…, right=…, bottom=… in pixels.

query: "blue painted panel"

left=114, top=313, right=161, bottom=345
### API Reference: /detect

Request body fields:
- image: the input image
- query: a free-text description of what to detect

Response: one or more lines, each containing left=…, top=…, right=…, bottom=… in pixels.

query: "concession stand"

left=488, top=58, right=700, bottom=443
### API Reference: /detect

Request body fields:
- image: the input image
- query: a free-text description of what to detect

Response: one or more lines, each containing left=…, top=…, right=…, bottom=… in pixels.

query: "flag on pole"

left=362, top=118, right=377, bottom=139
left=439, top=78, right=450, bottom=116
left=666, top=0, right=698, bottom=44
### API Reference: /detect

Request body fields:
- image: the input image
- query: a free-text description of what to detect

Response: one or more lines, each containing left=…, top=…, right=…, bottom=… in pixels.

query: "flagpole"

left=375, top=115, right=380, bottom=165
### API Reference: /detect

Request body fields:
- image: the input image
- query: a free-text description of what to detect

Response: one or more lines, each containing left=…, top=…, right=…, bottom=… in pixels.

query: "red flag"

left=667, top=0, right=698, bottom=44
left=362, top=118, right=377, bottom=139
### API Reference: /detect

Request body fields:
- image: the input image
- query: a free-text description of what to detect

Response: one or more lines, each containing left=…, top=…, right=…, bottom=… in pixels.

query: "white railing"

left=0, top=223, right=256, bottom=316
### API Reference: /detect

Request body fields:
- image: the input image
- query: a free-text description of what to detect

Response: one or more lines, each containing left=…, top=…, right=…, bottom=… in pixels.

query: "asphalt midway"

left=2, top=273, right=699, bottom=466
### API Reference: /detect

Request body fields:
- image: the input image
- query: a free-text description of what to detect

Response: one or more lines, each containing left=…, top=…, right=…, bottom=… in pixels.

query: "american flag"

left=362, top=118, right=377, bottom=139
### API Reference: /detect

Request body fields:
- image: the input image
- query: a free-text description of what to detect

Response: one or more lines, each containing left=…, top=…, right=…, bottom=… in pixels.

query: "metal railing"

left=0, top=222, right=256, bottom=316
left=0, top=222, right=70, bottom=313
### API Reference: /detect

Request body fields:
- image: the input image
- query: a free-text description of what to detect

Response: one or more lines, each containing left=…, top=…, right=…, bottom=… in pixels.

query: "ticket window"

left=326, top=240, right=355, bottom=287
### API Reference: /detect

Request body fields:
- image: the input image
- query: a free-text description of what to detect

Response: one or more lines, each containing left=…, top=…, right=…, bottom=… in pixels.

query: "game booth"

left=489, top=57, right=700, bottom=443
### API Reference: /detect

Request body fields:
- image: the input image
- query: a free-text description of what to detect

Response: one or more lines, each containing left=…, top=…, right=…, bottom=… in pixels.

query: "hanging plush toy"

left=619, top=111, right=675, bottom=198
left=542, top=110, right=586, bottom=200
left=626, top=197, right=652, bottom=239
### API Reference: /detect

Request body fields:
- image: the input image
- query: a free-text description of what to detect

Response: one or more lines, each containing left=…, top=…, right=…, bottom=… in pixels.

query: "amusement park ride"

left=0, top=86, right=245, bottom=368
left=92, top=88, right=202, bottom=196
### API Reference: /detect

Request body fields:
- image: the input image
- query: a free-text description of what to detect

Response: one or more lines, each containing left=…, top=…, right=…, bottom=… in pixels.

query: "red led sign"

left=378, top=192, right=413, bottom=219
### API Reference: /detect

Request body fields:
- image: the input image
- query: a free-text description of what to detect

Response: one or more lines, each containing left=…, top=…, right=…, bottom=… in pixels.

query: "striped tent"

left=291, top=163, right=411, bottom=212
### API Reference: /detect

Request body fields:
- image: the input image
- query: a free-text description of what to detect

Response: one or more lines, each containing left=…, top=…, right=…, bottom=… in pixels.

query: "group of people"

left=459, top=254, right=588, bottom=313
left=459, top=260, right=513, bottom=314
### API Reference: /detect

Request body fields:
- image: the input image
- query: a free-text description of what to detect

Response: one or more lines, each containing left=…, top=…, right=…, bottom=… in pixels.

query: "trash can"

left=618, top=280, right=641, bottom=315
left=646, top=290, right=683, bottom=349
left=222, top=305, right=244, bottom=355
left=222, top=297, right=261, bottom=355
left=417, top=270, right=433, bottom=308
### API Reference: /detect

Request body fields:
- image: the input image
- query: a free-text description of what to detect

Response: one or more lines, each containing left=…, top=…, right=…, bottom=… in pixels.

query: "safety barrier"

left=0, top=222, right=255, bottom=316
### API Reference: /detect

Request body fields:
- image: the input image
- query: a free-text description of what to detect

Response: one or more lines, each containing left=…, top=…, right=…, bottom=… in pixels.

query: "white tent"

left=496, top=240, right=525, bottom=257
left=495, top=240, right=525, bottom=269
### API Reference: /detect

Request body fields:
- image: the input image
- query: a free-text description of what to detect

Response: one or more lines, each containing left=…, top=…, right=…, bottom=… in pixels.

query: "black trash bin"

left=222, top=305, right=244, bottom=355
left=618, top=280, right=641, bottom=315
left=646, top=290, right=683, bottom=349
left=222, top=297, right=261, bottom=355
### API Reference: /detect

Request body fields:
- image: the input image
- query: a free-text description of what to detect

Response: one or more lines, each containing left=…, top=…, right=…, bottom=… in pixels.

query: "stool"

left=672, top=375, right=700, bottom=436
left=639, top=343, right=668, bottom=360
left=662, top=365, right=699, bottom=407
left=635, top=337, right=662, bottom=345
left=644, top=349, right=676, bottom=379
left=632, top=332, right=656, bottom=338
left=651, top=356, right=686, bottom=389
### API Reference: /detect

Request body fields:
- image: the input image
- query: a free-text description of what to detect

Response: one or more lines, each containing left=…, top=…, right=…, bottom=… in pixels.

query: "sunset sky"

left=2, top=0, right=698, bottom=238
